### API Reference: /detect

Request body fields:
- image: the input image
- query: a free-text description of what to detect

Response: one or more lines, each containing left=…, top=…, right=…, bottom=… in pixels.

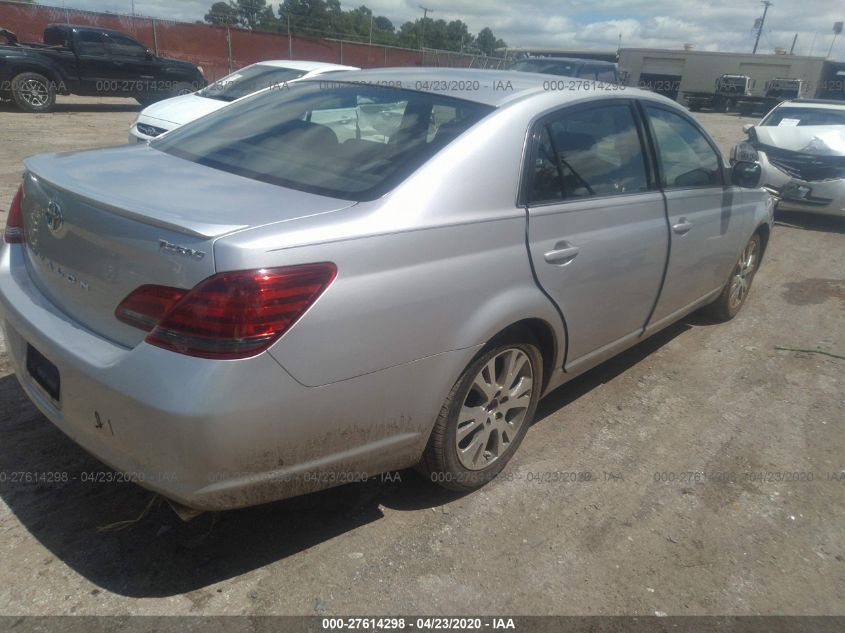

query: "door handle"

left=672, top=218, right=693, bottom=235
left=544, top=242, right=580, bottom=265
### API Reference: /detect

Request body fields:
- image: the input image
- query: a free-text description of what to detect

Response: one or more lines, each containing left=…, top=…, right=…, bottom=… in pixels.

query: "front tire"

left=419, top=333, right=543, bottom=491
left=707, top=234, right=761, bottom=321
left=11, top=72, right=56, bottom=113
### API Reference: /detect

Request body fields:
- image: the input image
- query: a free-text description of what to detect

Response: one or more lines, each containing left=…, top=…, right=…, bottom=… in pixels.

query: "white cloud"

left=59, top=0, right=845, bottom=59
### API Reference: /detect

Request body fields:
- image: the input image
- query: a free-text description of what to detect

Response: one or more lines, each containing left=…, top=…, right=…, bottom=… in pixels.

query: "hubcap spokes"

left=20, top=80, right=49, bottom=107
left=729, top=240, right=757, bottom=310
left=456, top=348, right=533, bottom=470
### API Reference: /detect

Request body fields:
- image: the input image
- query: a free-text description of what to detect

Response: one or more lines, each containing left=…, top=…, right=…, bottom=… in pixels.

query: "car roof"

left=778, top=99, right=845, bottom=110
left=307, top=67, right=657, bottom=108
left=251, top=60, right=359, bottom=72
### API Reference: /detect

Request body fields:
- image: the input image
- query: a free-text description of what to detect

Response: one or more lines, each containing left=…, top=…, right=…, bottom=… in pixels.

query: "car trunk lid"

left=20, top=146, right=356, bottom=347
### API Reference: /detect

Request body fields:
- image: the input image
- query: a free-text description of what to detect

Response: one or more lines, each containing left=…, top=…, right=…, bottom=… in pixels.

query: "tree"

left=475, top=27, right=505, bottom=55
left=205, top=1, right=239, bottom=25
left=205, top=0, right=277, bottom=30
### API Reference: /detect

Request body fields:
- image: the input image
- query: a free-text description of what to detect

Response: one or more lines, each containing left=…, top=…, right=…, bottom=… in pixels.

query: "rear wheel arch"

left=486, top=318, right=559, bottom=393
left=10, top=63, right=62, bottom=87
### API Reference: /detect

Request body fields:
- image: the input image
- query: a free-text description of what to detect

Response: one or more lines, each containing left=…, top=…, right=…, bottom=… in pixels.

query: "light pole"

left=752, top=0, right=772, bottom=54
left=419, top=5, right=432, bottom=51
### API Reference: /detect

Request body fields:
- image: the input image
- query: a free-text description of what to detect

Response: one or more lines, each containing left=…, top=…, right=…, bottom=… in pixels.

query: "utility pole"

left=752, top=0, right=772, bottom=54
left=789, top=33, right=797, bottom=55
left=419, top=5, right=432, bottom=51
left=829, top=22, right=843, bottom=58
left=131, top=0, right=135, bottom=17
left=369, top=13, right=374, bottom=46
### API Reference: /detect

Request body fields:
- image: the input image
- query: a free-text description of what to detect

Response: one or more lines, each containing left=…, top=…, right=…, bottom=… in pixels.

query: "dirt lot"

left=0, top=96, right=843, bottom=616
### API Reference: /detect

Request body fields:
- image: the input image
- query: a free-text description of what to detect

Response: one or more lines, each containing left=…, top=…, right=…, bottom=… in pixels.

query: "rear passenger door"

left=524, top=101, right=669, bottom=372
left=642, top=104, right=747, bottom=329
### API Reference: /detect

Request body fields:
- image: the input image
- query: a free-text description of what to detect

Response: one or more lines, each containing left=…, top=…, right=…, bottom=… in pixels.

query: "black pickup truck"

left=0, top=23, right=206, bottom=112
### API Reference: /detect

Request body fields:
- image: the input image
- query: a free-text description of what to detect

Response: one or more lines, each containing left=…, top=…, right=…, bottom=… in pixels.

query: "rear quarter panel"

left=213, top=103, right=565, bottom=387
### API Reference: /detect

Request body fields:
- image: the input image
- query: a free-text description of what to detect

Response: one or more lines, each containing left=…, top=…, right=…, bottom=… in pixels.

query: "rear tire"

left=707, top=234, right=761, bottom=321
left=11, top=72, right=56, bottom=113
left=419, top=332, right=543, bottom=491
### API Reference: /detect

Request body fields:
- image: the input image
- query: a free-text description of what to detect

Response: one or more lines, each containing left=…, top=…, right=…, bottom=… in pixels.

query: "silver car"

left=0, top=69, right=773, bottom=511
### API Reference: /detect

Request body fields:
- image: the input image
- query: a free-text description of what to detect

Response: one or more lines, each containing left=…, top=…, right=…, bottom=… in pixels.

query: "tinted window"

left=531, top=128, right=564, bottom=203
left=75, top=31, right=106, bottom=56
left=646, top=106, right=721, bottom=188
left=154, top=82, right=493, bottom=201
left=529, top=103, right=648, bottom=202
left=198, top=65, right=307, bottom=102
left=105, top=33, right=146, bottom=58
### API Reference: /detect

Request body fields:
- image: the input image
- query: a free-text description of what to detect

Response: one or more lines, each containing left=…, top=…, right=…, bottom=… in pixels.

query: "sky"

left=52, top=0, right=845, bottom=59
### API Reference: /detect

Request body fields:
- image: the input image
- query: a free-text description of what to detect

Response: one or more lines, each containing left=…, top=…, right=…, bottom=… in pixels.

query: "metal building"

left=618, top=48, right=829, bottom=101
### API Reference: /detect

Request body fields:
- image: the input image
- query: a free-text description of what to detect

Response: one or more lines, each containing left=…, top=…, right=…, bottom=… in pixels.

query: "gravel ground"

left=0, top=96, right=843, bottom=616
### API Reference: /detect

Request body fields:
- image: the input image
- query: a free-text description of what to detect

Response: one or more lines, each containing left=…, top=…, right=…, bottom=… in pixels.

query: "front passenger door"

left=525, top=101, right=669, bottom=372
left=643, top=105, right=749, bottom=330
left=102, top=33, right=157, bottom=96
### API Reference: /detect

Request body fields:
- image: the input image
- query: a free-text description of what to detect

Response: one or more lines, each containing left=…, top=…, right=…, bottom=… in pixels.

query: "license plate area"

left=26, top=344, right=61, bottom=403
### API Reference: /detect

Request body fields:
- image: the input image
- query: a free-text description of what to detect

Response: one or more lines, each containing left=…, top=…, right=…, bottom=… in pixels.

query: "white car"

left=129, top=60, right=359, bottom=143
left=732, top=99, right=845, bottom=217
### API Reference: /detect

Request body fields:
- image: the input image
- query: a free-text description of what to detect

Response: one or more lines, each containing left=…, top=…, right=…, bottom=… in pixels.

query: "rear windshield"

left=153, top=82, right=494, bottom=201
left=510, top=59, right=581, bottom=77
left=761, top=107, right=845, bottom=127
left=197, top=65, right=308, bottom=102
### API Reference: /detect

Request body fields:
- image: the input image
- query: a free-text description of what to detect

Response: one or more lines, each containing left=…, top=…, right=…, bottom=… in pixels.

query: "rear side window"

left=596, top=67, right=618, bottom=83
left=528, top=103, right=648, bottom=203
left=154, top=83, right=493, bottom=201
left=645, top=106, right=722, bottom=188
left=75, top=31, right=106, bottom=56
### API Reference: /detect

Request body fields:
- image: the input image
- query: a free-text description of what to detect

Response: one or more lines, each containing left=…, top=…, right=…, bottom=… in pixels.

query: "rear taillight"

left=115, top=263, right=336, bottom=360
left=4, top=185, right=24, bottom=244
left=115, top=285, right=187, bottom=331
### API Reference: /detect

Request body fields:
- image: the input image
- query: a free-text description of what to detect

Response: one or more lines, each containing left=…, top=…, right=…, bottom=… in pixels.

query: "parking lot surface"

left=0, top=96, right=843, bottom=615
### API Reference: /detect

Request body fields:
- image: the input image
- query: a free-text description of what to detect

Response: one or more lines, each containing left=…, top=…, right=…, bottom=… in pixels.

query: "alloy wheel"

left=18, top=79, right=50, bottom=108
left=728, top=239, right=758, bottom=311
left=455, top=348, right=534, bottom=470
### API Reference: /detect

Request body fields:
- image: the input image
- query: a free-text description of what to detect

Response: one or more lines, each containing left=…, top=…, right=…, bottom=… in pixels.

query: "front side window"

left=75, top=31, right=106, bottom=56
left=646, top=106, right=722, bottom=188
left=153, top=82, right=493, bottom=201
left=105, top=33, right=147, bottom=59
left=528, top=103, right=648, bottom=203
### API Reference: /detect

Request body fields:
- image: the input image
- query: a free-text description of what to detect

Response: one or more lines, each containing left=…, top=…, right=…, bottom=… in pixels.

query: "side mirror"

left=145, top=50, right=154, bottom=60
left=742, top=123, right=754, bottom=135
left=731, top=161, right=762, bottom=189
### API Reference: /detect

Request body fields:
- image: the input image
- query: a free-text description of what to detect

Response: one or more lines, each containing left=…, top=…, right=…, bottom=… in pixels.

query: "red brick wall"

left=0, top=0, right=487, bottom=80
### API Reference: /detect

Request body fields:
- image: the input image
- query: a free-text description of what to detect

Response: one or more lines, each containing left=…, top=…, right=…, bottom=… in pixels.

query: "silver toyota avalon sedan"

left=0, top=69, right=773, bottom=510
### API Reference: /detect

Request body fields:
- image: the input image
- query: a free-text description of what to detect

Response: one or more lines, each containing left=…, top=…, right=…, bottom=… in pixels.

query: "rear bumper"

left=760, top=152, right=845, bottom=218
left=0, top=244, right=460, bottom=510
